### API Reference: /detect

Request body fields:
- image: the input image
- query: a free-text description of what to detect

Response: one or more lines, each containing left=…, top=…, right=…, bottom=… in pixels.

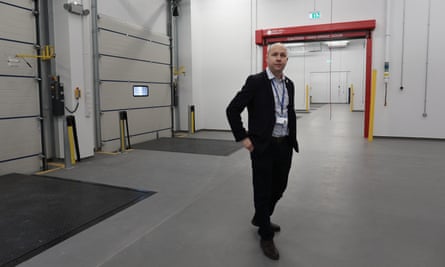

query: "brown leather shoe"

left=260, top=239, right=279, bottom=260
left=251, top=218, right=281, bottom=232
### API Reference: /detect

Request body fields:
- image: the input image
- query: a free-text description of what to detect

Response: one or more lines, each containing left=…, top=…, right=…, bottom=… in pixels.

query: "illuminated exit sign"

left=309, top=11, right=321, bottom=19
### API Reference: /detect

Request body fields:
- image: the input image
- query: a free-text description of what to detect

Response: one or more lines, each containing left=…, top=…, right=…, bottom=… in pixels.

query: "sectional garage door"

left=97, top=15, right=172, bottom=152
left=0, top=1, right=42, bottom=175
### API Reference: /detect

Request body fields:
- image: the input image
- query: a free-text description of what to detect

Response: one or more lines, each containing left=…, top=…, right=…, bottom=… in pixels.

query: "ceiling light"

left=284, top=43, right=305, bottom=48
left=324, top=40, right=349, bottom=48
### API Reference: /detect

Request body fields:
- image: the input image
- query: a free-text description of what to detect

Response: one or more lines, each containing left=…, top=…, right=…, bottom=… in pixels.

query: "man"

left=226, top=43, right=299, bottom=260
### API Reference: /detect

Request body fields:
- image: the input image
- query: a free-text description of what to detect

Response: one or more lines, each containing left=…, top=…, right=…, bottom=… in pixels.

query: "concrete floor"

left=20, top=104, right=445, bottom=267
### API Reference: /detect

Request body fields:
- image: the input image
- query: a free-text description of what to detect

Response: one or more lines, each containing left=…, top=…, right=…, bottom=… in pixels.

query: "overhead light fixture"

left=63, top=2, right=90, bottom=16
left=324, top=40, right=349, bottom=48
left=283, top=43, right=305, bottom=48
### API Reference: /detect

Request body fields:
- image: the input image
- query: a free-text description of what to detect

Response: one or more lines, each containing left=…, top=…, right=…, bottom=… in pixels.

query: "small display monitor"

left=133, top=85, right=148, bottom=97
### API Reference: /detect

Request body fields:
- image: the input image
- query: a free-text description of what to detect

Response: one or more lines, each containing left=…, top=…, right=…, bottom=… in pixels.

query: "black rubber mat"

left=0, top=173, right=155, bottom=267
left=133, top=138, right=242, bottom=156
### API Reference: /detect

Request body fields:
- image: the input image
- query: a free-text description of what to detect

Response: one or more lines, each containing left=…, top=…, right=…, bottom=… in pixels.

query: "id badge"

left=276, top=116, right=287, bottom=125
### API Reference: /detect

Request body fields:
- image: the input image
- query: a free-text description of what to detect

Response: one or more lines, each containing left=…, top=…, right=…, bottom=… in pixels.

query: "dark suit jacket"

left=226, top=70, right=299, bottom=154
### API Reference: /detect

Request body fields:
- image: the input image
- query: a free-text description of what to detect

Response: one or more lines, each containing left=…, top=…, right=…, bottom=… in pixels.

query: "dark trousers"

left=251, top=137, right=293, bottom=240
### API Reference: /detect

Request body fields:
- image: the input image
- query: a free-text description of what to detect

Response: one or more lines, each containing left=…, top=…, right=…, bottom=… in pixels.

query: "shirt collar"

left=266, top=67, right=285, bottom=81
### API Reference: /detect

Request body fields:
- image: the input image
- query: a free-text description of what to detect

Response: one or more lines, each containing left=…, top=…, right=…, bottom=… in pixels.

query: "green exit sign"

left=309, top=11, right=321, bottom=19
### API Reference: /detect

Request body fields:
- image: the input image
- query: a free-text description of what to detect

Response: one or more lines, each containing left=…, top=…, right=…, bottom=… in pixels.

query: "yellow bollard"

left=119, top=111, right=130, bottom=152
left=67, top=125, right=76, bottom=165
left=191, top=110, right=195, bottom=133
left=189, top=105, right=195, bottom=134
left=120, top=119, right=126, bottom=152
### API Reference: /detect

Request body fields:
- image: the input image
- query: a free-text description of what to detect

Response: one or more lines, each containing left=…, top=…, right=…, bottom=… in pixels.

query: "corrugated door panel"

left=0, top=118, right=41, bottom=160
left=1, top=158, right=39, bottom=174
left=100, top=108, right=171, bottom=152
left=0, top=2, right=35, bottom=43
left=100, top=83, right=170, bottom=110
left=98, top=14, right=169, bottom=45
left=127, top=107, right=171, bottom=134
left=0, top=1, right=41, bottom=174
left=0, top=41, right=36, bottom=75
left=98, top=30, right=169, bottom=64
left=99, top=56, right=170, bottom=83
left=2, top=0, right=33, bottom=9
left=100, top=107, right=171, bottom=142
left=0, top=77, right=39, bottom=117
left=97, top=14, right=172, bottom=152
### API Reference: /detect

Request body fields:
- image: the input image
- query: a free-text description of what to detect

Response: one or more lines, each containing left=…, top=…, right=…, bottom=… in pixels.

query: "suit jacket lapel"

left=262, top=71, right=275, bottom=108
left=284, top=76, right=293, bottom=106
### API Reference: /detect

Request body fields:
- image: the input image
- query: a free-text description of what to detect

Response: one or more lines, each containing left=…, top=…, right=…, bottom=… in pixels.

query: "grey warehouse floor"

left=20, top=104, right=445, bottom=267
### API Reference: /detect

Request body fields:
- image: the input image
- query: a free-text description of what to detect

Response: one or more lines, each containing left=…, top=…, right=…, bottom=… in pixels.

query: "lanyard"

left=271, top=79, right=286, bottom=115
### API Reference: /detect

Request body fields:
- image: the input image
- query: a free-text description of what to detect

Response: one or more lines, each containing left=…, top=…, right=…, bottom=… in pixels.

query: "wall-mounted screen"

left=133, top=85, right=148, bottom=97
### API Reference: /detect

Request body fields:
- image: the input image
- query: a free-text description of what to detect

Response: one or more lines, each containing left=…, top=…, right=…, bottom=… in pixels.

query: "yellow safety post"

left=350, top=84, right=354, bottom=112
left=66, top=116, right=79, bottom=165
left=189, top=105, right=195, bottom=134
left=119, top=111, right=129, bottom=152
left=368, top=70, right=377, bottom=142
left=305, top=85, right=309, bottom=112
left=120, top=119, right=125, bottom=152
left=67, top=124, right=76, bottom=165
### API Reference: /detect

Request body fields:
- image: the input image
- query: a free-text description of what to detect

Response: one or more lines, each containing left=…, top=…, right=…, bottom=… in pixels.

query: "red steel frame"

left=255, top=20, right=376, bottom=138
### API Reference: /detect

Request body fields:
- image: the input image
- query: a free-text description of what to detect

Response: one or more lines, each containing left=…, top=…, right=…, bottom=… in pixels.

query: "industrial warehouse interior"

left=6, top=105, right=445, bottom=267
left=1, top=0, right=445, bottom=266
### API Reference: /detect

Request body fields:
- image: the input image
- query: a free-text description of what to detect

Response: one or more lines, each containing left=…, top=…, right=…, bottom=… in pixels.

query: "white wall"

left=53, top=0, right=95, bottom=158
left=189, top=0, right=254, bottom=131
left=375, top=0, right=445, bottom=138
left=179, top=0, right=445, bottom=139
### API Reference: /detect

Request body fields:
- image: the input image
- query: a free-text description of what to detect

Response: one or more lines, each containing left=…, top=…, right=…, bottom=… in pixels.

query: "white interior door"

left=310, top=71, right=349, bottom=103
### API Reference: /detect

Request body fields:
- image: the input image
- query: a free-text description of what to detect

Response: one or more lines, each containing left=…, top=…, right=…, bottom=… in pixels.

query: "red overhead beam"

left=256, top=20, right=376, bottom=45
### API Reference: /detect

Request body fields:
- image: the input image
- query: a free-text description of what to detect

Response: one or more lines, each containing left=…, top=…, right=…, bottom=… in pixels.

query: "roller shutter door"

left=97, top=15, right=172, bottom=152
left=0, top=1, right=42, bottom=174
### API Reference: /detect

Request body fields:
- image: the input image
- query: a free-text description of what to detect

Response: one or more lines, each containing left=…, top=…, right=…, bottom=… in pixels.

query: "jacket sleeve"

left=286, top=78, right=299, bottom=153
left=226, top=75, right=255, bottom=142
